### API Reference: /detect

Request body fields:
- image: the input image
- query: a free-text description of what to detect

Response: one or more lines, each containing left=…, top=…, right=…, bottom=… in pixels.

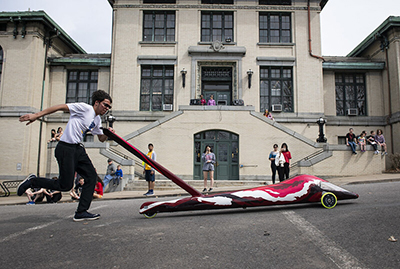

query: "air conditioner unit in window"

left=163, top=104, right=173, bottom=111
left=347, top=108, right=358, bottom=116
left=271, top=104, right=283, bottom=112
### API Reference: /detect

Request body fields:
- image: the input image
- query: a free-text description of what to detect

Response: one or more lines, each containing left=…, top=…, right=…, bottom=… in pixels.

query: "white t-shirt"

left=60, top=103, right=103, bottom=144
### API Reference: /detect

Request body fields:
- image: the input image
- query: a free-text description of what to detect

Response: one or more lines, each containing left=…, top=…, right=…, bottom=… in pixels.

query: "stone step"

left=124, top=179, right=268, bottom=191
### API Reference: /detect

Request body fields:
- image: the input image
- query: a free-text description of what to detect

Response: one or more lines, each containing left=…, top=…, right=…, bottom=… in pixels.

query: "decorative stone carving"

left=210, top=40, right=225, bottom=52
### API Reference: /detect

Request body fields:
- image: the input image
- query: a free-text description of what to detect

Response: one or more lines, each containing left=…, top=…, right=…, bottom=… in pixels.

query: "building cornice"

left=0, top=11, right=86, bottom=54
left=113, top=4, right=320, bottom=11
left=347, top=16, right=400, bottom=57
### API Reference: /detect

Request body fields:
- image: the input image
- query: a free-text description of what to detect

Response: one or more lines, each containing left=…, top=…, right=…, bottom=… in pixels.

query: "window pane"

left=153, top=68, right=163, bottom=77
left=271, top=68, right=280, bottom=78
left=69, top=72, right=77, bottom=80
left=152, top=95, right=162, bottom=110
left=271, top=81, right=281, bottom=96
left=345, top=85, right=355, bottom=100
left=164, top=95, right=173, bottom=104
left=152, top=79, right=162, bottom=93
left=141, top=79, right=151, bottom=94
left=271, top=96, right=281, bottom=105
left=283, top=81, right=292, bottom=96
left=335, top=85, right=344, bottom=100
left=260, top=81, right=269, bottom=95
left=140, top=95, right=150, bottom=111
left=142, top=67, right=151, bottom=77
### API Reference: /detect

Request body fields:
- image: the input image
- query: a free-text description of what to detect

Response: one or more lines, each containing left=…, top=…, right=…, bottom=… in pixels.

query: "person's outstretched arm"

left=19, top=104, right=69, bottom=125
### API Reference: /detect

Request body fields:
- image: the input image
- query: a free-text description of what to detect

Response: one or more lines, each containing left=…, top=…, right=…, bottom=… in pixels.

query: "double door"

left=203, top=82, right=231, bottom=106
left=194, top=130, right=239, bottom=180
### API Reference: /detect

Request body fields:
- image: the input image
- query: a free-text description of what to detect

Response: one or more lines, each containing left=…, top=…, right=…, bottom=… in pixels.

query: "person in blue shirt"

left=268, top=144, right=279, bottom=184
left=114, top=165, right=123, bottom=186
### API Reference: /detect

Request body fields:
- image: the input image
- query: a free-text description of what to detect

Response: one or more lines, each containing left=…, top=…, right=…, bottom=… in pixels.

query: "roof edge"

left=0, top=11, right=86, bottom=54
left=347, top=16, right=400, bottom=57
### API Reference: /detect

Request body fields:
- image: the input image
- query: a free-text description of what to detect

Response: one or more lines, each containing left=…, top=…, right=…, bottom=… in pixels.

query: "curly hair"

left=91, top=90, right=112, bottom=106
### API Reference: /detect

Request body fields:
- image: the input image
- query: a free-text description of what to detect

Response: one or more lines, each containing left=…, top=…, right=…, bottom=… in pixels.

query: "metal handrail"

left=291, top=149, right=325, bottom=168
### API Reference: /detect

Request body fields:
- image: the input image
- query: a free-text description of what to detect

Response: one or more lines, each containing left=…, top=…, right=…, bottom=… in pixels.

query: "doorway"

left=201, top=67, right=232, bottom=105
left=194, top=130, right=239, bottom=180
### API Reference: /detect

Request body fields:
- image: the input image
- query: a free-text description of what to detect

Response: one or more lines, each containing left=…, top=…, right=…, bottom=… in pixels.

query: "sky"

left=1, top=0, right=400, bottom=56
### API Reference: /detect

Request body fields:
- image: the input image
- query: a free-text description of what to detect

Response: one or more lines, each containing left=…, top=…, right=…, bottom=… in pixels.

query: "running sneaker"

left=202, top=188, right=207, bottom=193
left=73, top=211, right=100, bottom=222
left=26, top=201, right=35, bottom=205
left=17, top=173, right=36, bottom=196
left=208, top=188, right=213, bottom=192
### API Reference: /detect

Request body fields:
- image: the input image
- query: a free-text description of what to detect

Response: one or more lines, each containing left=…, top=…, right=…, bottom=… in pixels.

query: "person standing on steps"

left=202, top=145, right=216, bottom=193
left=143, top=143, right=157, bottom=196
left=268, top=144, right=279, bottom=184
left=280, top=143, right=292, bottom=180
left=17, top=89, right=114, bottom=222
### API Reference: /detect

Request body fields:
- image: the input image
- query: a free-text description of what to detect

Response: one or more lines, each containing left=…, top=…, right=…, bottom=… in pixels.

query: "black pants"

left=270, top=162, right=277, bottom=184
left=277, top=166, right=285, bottom=182
left=283, top=163, right=290, bottom=180
left=32, top=141, right=97, bottom=213
left=369, top=143, right=378, bottom=151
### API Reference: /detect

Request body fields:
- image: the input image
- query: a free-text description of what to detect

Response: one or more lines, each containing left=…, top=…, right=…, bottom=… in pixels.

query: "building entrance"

left=194, top=130, right=239, bottom=181
left=201, top=67, right=232, bottom=105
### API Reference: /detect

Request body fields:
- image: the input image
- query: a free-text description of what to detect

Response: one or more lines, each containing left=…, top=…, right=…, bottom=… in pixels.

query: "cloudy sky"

left=2, top=0, right=400, bottom=56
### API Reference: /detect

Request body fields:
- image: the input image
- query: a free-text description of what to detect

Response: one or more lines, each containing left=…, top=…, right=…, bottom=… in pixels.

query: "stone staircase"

left=124, top=179, right=268, bottom=191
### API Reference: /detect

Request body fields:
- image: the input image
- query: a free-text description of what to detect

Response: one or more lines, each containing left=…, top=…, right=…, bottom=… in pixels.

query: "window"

left=260, top=66, right=293, bottom=112
left=140, top=65, right=174, bottom=111
left=335, top=73, right=366, bottom=116
left=259, top=0, right=292, bottom=5
left=201, top=11, right=233, bottom=42
left=143, top=11, right=175, bottom=42
left=202, top=0, right=234, bottom=4
left=259, top=13, right=291, bottom=43
left=143, top=0, right=175, bottom=3
left=66, top=71, right=98, bottom=104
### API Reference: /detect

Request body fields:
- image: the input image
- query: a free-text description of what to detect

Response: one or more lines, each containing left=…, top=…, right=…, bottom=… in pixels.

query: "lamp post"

left=106, top=113, right=116, bottom=128
left=181, top=68, right=187, bottom=88
left=316, top=117, right=327, bottom=143
left=247, top=69, right=253, bottom=89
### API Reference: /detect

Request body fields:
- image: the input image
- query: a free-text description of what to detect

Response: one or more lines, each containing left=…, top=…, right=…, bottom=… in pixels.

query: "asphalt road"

left=0, top=182, right=399, bottom=269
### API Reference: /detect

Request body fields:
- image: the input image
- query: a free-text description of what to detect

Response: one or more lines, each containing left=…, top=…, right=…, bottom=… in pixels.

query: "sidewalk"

left=1, top=173, right=400, bottom=206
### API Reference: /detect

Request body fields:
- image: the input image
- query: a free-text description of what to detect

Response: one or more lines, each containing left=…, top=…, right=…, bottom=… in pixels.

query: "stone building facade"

left=1, top=0, right=398, bottom=183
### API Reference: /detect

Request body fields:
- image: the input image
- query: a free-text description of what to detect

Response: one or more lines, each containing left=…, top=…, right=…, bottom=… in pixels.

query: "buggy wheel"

left=321, top=192, right=337, bottom=209
left=143, top=212, right=157, bottom=219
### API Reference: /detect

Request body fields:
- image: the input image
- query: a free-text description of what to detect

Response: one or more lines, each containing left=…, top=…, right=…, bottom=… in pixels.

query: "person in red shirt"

left=281, top=143, right=292, bottom=181
left=200, top=94, right=206, bottom=106
left=93, top=176, right=104, bottom=199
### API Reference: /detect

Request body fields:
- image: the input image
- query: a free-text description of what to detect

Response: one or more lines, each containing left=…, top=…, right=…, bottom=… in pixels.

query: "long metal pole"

left=36, top=38, right=49, bottom=176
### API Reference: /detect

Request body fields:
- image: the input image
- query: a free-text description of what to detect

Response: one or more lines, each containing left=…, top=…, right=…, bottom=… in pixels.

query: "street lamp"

left=106, top=113, right=116, bottom=128
left=181, top=68, right=187, bottom=88
left=247, top=69, right=253, bottom=88
left=316, top=117, right=327, bottom=143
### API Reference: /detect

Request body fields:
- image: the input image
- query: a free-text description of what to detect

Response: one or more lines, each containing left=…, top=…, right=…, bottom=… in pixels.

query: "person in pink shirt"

left=207, top=95, right=216, bottom=106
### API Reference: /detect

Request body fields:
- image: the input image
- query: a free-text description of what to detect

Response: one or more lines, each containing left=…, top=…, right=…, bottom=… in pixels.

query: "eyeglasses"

left=101, top=102, right=112, bottom=109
